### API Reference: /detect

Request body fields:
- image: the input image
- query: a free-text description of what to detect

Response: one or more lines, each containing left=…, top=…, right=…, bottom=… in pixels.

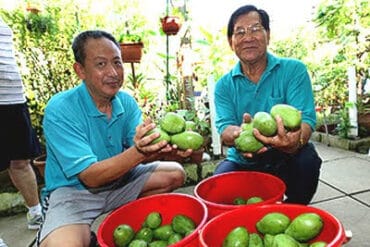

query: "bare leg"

left=40, top=224, right=91, bottom=247
left=139, top=161, right=186, bottom=197
left=8, top=159, right=40, bottom=207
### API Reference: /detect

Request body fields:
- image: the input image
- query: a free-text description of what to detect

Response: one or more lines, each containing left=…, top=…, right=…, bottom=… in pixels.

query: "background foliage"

left=0, top=0, right=369, bottom=152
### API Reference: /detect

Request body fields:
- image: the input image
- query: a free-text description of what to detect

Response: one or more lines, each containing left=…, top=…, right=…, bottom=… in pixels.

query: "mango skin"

left=222, top=226, right=249, bottom=247
left=170, top=130, right=204, bottom=150
left=285, top=213, right=324, bottom=242
left=272, top=233, right=300, bottom=247
left=160, top=112, right=186, bottom=134
left=146, top=127, right=171, bottom=144
left=235, top=129, right=264, bottom=153
left=253, top=111, right=277, bottom=136
left=270, top=104, right=302, bottom=130
left=256, top=212, right=291, bottom=235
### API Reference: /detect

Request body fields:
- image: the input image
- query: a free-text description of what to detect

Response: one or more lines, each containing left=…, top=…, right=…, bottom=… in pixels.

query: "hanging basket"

left=120, top=42, right=144, bottom=63
left=161, top=16, right=181, bottom=35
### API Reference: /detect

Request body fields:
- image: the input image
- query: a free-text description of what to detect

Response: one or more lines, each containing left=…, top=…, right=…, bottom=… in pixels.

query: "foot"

left=0, top=238, right=9, bottom=247
left=27, top=212, right=43, bottom=230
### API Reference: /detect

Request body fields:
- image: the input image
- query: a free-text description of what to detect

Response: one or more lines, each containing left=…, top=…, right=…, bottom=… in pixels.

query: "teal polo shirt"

left=214, top=52, right=316, bottom=165
left=42, top=82, right=142, bottom=193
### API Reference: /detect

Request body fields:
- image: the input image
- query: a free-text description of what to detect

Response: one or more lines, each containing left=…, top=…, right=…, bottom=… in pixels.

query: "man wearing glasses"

left=213, top=5, right=322, bottom=205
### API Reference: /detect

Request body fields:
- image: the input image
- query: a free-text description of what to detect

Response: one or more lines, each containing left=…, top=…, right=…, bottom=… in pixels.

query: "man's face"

left=229, top=11, right=270, bottom=64
left=74, top=37, right=124, bottom=99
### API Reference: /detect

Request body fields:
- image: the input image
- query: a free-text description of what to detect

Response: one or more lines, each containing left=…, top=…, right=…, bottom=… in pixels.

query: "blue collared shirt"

left=42, top=82, right=142, bottom=193
left=214, top=52, right=316, bottom=165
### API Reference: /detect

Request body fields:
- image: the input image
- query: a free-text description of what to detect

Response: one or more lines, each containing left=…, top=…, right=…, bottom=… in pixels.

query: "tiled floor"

left=1, top=141, right=369, bottom=246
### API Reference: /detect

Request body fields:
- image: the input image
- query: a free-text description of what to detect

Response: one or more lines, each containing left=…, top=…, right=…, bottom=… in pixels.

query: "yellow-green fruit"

left=168, top=233, right=183, bottom=245
left=222, top=226, right=249, bottom=247
left=256, top=212, right=291, bottom=235
left=285, top=213, right=324, bottom=242
left=185, top=120, right=197, bottom=131
left=272, top=233, right=300, bottom=247
left=171, top=214, right=196, bottom=235
left=309, top=241, right=328, bottom=247
left=135, top=227, right=153, bottom=243
left=241, top=122, right=254, bottom=131
left=146, top=128, right=171, bottom=144
left=153, top=224, right=174, bottom=241
left=246, top=196, right=264, bottom=204
left=143, top=212, right=162, bottom=229
left=270, top=104, right=302, bottom=130
left=160, top=112, right=186, bottom=134
left=148, top=240, right=167, bottom=247
left=235, top=129, right=264, bottom=153
left=233, top=197, right=246, bottom=205
left=171, top=130, right=204, bottom=150
left=253, top=111, right=277, bottom=136
left=264, top=234, right=274, bottom=247
left=128, top=239, right=148, bottom=247
left=249, top=233, right=264, bottom=247
left=113, top=224, right=135, bottom=247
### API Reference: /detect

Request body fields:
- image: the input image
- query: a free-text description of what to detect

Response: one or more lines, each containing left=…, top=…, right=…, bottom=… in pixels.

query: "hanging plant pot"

left=161, top=16, right=181, bottom=35
left=120, top=42, right=144, bottom=63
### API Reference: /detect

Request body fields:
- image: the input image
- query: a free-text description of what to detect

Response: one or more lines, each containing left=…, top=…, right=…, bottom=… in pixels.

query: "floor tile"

left=320, top=157, right=370, bottom=194
left=313, top=197, right=370, bottom=247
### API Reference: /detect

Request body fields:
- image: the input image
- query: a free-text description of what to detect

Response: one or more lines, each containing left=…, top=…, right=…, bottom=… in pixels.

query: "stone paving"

left=1, top=141, right=370, bottom=246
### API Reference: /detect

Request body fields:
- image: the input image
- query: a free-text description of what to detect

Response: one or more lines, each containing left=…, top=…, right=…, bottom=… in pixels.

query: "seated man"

left=37, top=30, right=191, bottom=246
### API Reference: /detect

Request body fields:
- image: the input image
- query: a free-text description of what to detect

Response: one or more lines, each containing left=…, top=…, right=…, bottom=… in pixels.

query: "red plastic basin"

left=97, top=193, right=208, bottom=247
left=194, top=171, right=286, bottom=220
left=199, top=203, right=346, bottom=247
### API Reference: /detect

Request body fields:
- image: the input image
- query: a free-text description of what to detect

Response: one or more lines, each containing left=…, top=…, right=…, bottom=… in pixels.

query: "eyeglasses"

left=233, top=25, right=264, bottom=40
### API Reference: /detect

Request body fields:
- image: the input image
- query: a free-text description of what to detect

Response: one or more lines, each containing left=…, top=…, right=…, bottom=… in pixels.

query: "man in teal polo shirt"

left=37, top=30, right=189, bottom=246
left=213, top=5, right=322, bottom=205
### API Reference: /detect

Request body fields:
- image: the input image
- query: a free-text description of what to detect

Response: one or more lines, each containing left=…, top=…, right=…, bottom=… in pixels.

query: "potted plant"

left=118, top=31, right=144, bottom=63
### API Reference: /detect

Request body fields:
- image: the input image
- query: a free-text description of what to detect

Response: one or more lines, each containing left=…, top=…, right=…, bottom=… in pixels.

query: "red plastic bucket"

left=199, top=204, right=346, bottom=247
left=97, top=193, right=208, bottom=247
left=194, top=171, right=286, bottom=220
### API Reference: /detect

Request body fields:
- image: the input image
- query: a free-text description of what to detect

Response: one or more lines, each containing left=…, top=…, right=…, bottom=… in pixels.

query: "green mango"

left=272, top=233, right=300, bottom=247
left=170, top=130, right=204, bottom=150
left=309, top=241, right=328, bottom=247
left=135, top=227, right=153, bottom=243
left=222, top=226, right=249, bottom=247
left=256, top=212, right=291, bottom=235
left=146, top=128, right=171, bottom=144
left=185, top=120, right=197, bottom=131
left=285, top=213, right=323, bottom=242
left=171, top=214, right=196, bottom=235
left=233, top=197, right=246, bottom=205
left=148, top=240, right=168, bottom=247
left=246, top=196, right=264, bottom=204
left=241, top=122, right=254, bottom=131
left=253, top=111, right=277, bottom=136
left=153, top=224, right=174, bottom=241
left=264, top=234, right=275, bottom=247
left=167, top=233, right=183, bottom=245
left=113, top=224, right=135, bottom=247
left=160, top=112, right=186, bottom=134
left=128, top=239, right=148, bottom=247
left=234, top=129, right=264, bottom=153
left=270, top=104, right=302, bottom=130
left=249, top=233, right=264, bottom=247
left=143, top=212, right=162, bottom=229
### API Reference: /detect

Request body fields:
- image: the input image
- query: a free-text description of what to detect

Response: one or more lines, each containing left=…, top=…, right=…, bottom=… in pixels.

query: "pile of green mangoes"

left=113, top=211, right=197, bottom=247
left=235, top=104, right=302, bottom=153
left=223, top=211, right=326, bottom=247
left=147, top=112, right=204, bottom=151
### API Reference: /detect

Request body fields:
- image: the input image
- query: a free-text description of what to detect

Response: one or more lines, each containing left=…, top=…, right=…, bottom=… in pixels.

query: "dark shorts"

left=0, top=103, right=41, bottom=170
